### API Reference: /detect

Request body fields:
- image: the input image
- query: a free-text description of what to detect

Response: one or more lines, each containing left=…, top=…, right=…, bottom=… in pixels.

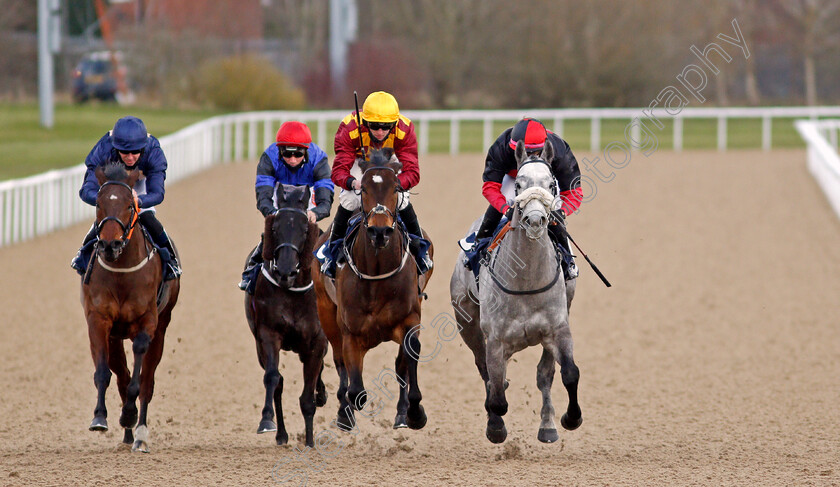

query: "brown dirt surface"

left=1, top=149, right=839, bottom=486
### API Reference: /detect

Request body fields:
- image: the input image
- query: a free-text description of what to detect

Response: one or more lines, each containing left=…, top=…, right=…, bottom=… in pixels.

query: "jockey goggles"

left=280, top=147, right=306, bottom=158
left=365, top=121, right=395, bottom=131
left=118, top=149, right=143, bottom=155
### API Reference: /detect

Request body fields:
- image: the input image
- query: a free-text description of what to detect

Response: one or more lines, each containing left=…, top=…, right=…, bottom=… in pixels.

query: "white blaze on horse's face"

left=372, top=175, right=383, bottom=184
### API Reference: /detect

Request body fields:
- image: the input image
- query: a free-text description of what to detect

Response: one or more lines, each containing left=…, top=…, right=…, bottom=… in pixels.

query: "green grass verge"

left=0, top=102, right=223, bottom=180
left=1, top=103, right=810, bottom=182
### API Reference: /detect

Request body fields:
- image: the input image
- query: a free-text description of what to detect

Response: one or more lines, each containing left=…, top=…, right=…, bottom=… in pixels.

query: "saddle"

left=460, top=218, right=573, bottom=282
left=74, top=226, right=177, bottom=306
left=314, top=215, right=432, bottom=276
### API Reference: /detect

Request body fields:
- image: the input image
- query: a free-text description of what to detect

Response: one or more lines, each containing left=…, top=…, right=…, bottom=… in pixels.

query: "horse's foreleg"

left=484, top=337, right=508, bottom=443
left=121, top=330, right=150, bottom=431
left=132, top=327, right=167, bottom=453
left=300, top=338, right=327, bottom=448
left=403, top=329, right=427, bottom=430
left=256, top=332, right=285, bottom=444
left=536, top=347, right=559, bottom=443
left=343, top=336, right=369, bottom=412
left=392, top=348, right=410, bottom=429
left=552, top=327, right=582, bottom=431
left=108, top=337, right=132, bottom=443
left=88, top=319, right=111, bottom=431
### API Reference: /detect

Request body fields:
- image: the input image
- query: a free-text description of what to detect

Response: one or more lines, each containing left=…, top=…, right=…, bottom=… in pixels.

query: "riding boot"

left=460, top=205, right=504, bottom=252
left=155, top=231, right=182, bottom=281
left=398, top=203, right=433, bottom=274
left=239, top=238, right=264, bottom=290
left=548, top=215, right=578, bottom=281
left=70, top=224, right=98, bottom=274
left=322, top=206, right=353, bottom=278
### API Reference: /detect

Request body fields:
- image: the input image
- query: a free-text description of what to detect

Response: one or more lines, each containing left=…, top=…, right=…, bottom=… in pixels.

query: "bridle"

left=96, top=181, right=140, bottom=245
left=263, top=206, right=313, bottom=292
left=487, top=154, right=562, bottom=295
left=360, top=166, right=399, bottom=233
left=344, top=166, right=409, bottom=280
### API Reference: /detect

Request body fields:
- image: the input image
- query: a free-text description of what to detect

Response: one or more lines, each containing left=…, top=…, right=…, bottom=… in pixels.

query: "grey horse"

left=449, top=140, right=582, bottom=444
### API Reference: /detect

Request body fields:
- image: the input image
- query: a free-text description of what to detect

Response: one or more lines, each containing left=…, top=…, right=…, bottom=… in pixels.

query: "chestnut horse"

left=244, top=184, right=328, bottom=447
left=313, top=148, right=434, bottom=431
left=81, top=162, right=180, bottom=453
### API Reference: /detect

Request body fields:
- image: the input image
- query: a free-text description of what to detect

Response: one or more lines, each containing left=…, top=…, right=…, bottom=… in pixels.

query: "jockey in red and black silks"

left=471, top=117, right=583, bottom=280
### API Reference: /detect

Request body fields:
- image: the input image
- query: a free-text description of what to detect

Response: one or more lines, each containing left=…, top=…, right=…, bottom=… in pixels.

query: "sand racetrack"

left=1, top=149, right=839, bottom=486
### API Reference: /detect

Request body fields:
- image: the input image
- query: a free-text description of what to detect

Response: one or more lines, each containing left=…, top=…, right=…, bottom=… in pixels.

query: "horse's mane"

left=367, top=147, right=395, bottom=168
left=101, top=161, right=130, bottom=183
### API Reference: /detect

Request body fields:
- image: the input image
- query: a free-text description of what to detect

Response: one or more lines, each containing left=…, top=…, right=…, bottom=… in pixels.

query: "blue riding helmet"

left=112, top=116, right=148, bottom=151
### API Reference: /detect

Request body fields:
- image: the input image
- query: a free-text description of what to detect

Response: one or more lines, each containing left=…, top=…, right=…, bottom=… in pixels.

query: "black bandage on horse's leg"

left=398, top=203, right=423, bottom=237
left=476, top=205, right=504, bottom=240
left=329, top=206, right=354, bottom=242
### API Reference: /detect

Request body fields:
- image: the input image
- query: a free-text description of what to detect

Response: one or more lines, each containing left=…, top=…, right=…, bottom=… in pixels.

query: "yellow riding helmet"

left=361, top=91, right=400, bottom=123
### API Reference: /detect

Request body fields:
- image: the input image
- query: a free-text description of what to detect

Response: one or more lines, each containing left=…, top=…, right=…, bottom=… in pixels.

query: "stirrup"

left=321, top=259, right=336, bottom=279
left=565, top=262, right=579, bottom=281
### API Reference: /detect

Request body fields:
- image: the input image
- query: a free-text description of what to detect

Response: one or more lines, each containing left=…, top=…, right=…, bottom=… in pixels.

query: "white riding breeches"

left=338, top=160, right=410, bottom=211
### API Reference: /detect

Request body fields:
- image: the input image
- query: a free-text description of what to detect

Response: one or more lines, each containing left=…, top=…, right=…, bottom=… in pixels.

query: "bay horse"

left=312, top=148, right=434, bottom=431
left=449, top=140, right=581, bottom=443
left=81, top=161, right=180, bottom=453
left=244, top=184, right=328, bottom=447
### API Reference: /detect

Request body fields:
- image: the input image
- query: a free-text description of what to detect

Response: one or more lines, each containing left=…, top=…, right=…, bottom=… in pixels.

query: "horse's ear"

left=276, top=183, right=287, bottom=202
left=515, top=140, right=527, bottom=168
left=300, top=185, right=311, bottom=204
left=358, top=157, right=372, bottom=174
left=262, top=213, right=275, bottom=261
left=126, top=168, right=141, bottom=188
left=95, top=165, right=107, bottom=185
left=542, top=139, right=555, bottom=162
left=385, top=149, right=402, bottom=173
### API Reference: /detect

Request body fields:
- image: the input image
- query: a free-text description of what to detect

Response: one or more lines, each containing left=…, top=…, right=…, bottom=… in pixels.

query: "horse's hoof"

left=393, top=413, right=408, bottom=429
left=316, top=381, right=328, bottom=407
left=406, top=405, right=427, bottom=430
left=131, top=440, right=149, bottom=453
left=486, top=425, right=507, bottom=444
left=560, top=413, right=582, bottom=431
left=276, top=431, right=289, bottom=446
left=89, top=417, right=108, bottom=431
left=257, top=420, right=278, bottom=434
left=538, top=428, right=559, bottom=443
left=119, top=404, right=138, bottom=429
left=122, top=428, right=134, bottom=444
left=335, top=410, right=355, bottom=432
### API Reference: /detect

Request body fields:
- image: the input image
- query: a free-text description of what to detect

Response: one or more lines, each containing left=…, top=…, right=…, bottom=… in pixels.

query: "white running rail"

left=4, top=106, right=840, bottom=247
left=795, top=119, right=840, bottom=219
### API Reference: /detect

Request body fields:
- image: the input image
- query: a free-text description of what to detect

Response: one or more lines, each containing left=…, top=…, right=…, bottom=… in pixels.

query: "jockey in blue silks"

left=239, top=121, right=335, bottom=291
left=71, top=116, right=181, bottom=280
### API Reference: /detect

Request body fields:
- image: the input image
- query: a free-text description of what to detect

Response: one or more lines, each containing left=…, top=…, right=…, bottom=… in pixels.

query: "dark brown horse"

left=81, top=162, right=180, bottom=453
left=245, top=184, right=328, bottom=447
left=312, top=148, right=434, bottom=431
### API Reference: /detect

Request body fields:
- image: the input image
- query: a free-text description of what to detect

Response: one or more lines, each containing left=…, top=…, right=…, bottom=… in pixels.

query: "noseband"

left=96, top=181, right=139, bottom=243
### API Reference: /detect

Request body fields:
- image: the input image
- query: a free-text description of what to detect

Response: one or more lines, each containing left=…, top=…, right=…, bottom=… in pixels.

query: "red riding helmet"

left=276, top=121, right=312, bottom=148
left=509, top=118, right=547, bottom=152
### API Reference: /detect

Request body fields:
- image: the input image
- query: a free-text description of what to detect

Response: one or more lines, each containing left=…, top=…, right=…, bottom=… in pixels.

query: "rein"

left=91, top=181, right=153, bottom=277
left=484, top=155, right=561, bottom=295
left=342, top=165, right=409, bottom=281
left=96, top=181, right=140, bottom=242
